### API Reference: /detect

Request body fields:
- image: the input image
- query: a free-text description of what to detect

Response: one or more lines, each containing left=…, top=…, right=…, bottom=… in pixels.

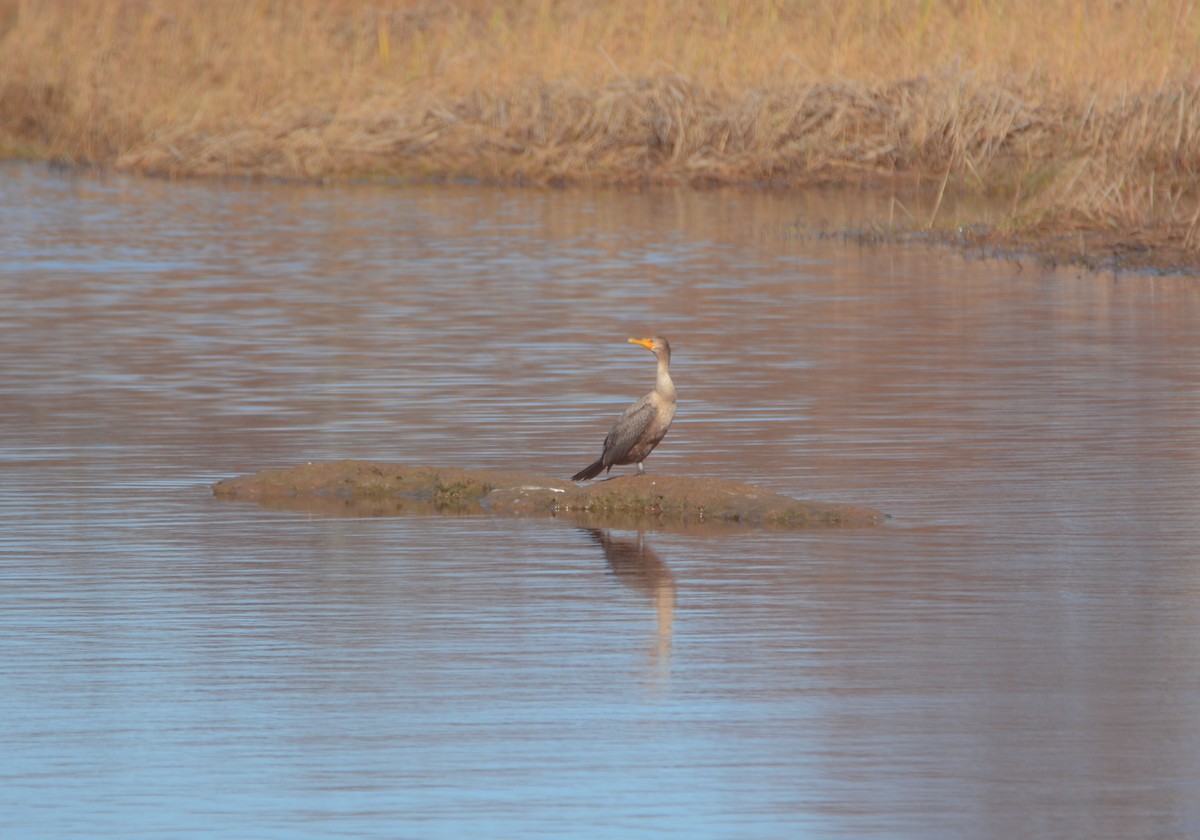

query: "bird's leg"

left=636, top=462, right=645, bottom=475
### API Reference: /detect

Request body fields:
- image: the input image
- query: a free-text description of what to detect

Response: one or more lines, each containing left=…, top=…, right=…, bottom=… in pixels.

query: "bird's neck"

left=655, top=356, right=676, bottom=399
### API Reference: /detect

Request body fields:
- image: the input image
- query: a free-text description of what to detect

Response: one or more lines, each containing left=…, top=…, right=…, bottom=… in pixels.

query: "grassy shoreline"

left=4, top=1, right=1200, bottom=268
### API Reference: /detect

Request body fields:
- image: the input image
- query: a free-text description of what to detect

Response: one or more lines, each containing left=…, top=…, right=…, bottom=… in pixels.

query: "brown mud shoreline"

left=863, top=223, right=1200, bottom=278
left=212, top=461, right=884, bottom=530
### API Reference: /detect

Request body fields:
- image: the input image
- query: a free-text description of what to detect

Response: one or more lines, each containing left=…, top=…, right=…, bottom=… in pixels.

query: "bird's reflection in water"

left=582, top=528, right=675, bottom=678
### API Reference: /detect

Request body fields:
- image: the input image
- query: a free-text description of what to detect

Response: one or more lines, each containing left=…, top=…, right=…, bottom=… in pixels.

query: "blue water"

left=2, top=162, right=1199, bottom=839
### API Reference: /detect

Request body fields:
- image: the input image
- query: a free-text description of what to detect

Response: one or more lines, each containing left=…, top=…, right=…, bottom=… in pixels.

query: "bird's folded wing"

left=604, top=400, right=656, bottom=455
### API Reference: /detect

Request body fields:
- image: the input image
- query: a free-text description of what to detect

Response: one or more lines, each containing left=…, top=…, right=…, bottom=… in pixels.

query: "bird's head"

left=628, top=336, right=670, bottom=360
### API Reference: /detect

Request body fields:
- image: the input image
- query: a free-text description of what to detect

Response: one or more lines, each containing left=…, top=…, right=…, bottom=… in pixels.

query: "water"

left=2, top=162, right=1199, bottom=839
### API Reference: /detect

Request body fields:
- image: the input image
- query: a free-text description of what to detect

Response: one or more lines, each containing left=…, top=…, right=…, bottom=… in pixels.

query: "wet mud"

left=211, top=461, right=883, bottom=529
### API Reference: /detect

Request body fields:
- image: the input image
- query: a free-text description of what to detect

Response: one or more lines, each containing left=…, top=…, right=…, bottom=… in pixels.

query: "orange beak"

left=628, top=337, right=654, bottom=350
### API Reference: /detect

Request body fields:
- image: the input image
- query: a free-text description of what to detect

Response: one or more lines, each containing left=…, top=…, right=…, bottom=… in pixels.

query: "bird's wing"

left=603, top=398, right=657, bottom=462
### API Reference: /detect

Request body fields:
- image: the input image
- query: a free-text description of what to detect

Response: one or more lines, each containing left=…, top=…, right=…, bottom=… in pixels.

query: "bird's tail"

left=571, top=459, right=606, bottom=481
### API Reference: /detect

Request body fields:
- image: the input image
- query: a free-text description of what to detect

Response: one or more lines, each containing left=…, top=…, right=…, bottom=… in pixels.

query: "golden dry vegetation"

left=3, top=0, right=1200, bottom=250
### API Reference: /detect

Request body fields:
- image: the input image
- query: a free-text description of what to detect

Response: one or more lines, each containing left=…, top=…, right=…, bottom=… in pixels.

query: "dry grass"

left=3, top=0, right=1200, bottom=243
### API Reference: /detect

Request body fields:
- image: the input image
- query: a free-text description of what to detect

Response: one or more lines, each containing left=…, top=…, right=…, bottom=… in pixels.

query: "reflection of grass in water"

left=2, top=0, right=1199, bottom=242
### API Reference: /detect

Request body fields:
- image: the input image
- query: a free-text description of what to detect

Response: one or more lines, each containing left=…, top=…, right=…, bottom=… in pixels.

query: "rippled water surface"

left=3, top=162, right=1200, bottom=839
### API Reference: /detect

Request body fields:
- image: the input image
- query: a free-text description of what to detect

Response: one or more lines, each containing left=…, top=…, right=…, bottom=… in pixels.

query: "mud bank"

left=211, top=461, right=883, bottom=529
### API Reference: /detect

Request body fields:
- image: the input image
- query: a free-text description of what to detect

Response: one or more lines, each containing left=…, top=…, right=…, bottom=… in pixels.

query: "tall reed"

left=2, top=0, right=1199, bottom=240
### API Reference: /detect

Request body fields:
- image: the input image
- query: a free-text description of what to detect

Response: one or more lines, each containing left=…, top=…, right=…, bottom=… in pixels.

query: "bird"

left=572, top=336, right=676, bottom=481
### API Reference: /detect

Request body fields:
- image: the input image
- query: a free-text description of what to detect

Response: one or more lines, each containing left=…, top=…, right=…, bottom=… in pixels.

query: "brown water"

left=2, top=161, right=1199, bottom=839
